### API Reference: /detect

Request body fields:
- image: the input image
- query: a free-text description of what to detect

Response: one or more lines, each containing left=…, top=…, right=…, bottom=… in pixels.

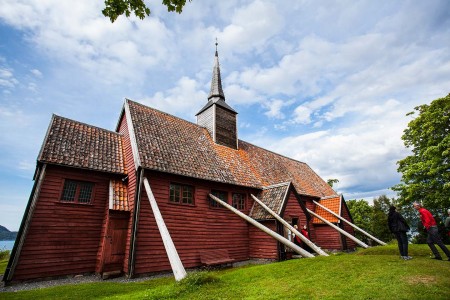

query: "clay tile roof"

left=127, top=100, right=337, bottom=198
left=250, top=182, right=291, bottom=220
left=313, top=196, right=341, bottom=224
left=110, top=180, right=129, bottom=211
left=38, top=115, right=127, bottom=175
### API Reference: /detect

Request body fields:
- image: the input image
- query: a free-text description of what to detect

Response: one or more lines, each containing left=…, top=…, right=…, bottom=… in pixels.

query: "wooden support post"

left=251, top=194, right=328, bottom=256
left=209, top=194, right=314, bottom=258
left=143, top=178, right=187, bottom=281
left=307, top=209, right=369, bottom=248
left=313, top=199, right=386, bottom=246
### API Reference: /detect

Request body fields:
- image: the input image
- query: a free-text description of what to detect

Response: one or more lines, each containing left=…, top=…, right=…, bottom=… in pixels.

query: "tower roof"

left=196, top=43, right=237, bottom=116
left=208, top=43, right=225, bottom=100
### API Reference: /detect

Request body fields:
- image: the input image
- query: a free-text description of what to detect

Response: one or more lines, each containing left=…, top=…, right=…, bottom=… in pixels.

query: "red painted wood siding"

left=312, top=225, right=342, bottom=250
left=133, top=171, right=257, bottom=275
left=340, top=203, right=357, bottom=249
left=248, top=220, right=278, bottom=259
left=12, top=166, right=115, bottom=281
left=117, top=113, right=137, bottom=274
left=302, top=197, right=317, bottom=242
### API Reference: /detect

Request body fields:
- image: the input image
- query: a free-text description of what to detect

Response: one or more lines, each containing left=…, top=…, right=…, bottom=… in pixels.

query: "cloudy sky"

left=1, top=0, right=449, bottom=231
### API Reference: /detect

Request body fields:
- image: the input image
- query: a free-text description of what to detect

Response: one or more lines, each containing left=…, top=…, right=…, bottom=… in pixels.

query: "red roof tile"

left=127, top=100, right=337, bottom=199
left=110, top=180, right=129, bottom=211
left=38, top=115, right=127, bottom=174
left=312, top=196, right=341, bottom=224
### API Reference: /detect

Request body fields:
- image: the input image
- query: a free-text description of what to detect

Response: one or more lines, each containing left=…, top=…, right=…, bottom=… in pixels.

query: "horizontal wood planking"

left=313, top=225, right=343, bottom=250
left=340, top=203, right=357, bottom=249
left=248, top=221, right=278, bottom=259
left=12, top=165, right=119, bottom=281
left=133, top=171, right=256, bottom=274
left=117, top=114, right=136, bottom=274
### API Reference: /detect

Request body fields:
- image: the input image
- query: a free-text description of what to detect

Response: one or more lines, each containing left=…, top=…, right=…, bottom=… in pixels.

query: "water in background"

left=0, top=240, right=15, bottom=251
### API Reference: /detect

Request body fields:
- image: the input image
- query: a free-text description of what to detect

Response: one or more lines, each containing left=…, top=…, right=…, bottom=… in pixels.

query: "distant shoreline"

left=0, top=240, right=15, bottom=251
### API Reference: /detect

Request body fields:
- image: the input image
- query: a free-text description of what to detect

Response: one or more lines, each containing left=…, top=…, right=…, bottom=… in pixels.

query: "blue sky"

left=1, top=0, right=449, bottom=231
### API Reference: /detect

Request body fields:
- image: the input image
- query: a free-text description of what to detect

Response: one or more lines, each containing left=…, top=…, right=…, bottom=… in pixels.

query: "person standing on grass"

left=445, top=209, right=450, bottom=238
left=413, top=202, right=450, bottom=261
left=388, top=206, right=412, bottom=260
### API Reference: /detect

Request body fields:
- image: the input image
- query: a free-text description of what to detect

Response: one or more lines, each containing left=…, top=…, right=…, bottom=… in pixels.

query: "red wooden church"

left=4, top=49, right=356, bottom=283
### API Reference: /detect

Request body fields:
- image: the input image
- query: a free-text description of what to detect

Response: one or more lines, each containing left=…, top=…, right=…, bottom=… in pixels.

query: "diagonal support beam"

left=307, top=209, right=369, bottom=248
left=251, top=194, right=328, bottom=256
left=209, top=194, right=314, bottom=258
left=143, top=178, right=187, bottom=281
left=313, top=199, right=386, bottom=246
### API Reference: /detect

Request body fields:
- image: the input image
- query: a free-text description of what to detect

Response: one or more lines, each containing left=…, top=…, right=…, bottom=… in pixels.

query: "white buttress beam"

left=313, top=200, right=386, bottom=246
left=251, top=194, right=328, bottom=256
left=209, top=194, right=314, bottom=258
left=143, top=178, right=187, bottom=281
left=307, top=209, right=369, bottom=248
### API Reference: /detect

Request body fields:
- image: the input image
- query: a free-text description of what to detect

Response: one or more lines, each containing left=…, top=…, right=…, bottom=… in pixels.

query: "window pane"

left=232, top=193, right=245, bottom=210
left=211, top=190, right=227, bottom=208
left=78, top=182, right=93, bottom=203
left=61, top=180, right=77, bottom=202
left=170, top=184, right=181, bottom=203
left=182, top=186, right=193, bottom=204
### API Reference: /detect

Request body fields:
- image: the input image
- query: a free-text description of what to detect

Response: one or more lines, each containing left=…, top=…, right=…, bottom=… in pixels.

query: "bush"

left=0, top=249, right=10, bottom=260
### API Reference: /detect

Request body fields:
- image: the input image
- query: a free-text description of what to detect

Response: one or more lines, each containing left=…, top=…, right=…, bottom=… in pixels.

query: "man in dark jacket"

left=388, top=206, right=412, bottom=260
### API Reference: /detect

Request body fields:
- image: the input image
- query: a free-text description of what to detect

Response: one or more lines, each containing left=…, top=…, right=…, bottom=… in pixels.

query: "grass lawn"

left=1, top=244, right=449, bottom=299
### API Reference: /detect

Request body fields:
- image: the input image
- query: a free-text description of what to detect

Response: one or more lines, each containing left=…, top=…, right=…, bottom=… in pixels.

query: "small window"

left=210, top=190, right=227, bottom=208
left=232, top=193, right=245, bottom=210
left=61, top=180, right=94, bottom=204
left=170, top=183, right=194, bottom=205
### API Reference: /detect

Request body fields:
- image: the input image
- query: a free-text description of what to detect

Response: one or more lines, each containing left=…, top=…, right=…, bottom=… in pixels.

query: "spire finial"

left=215, top=37, right=218, bottom=56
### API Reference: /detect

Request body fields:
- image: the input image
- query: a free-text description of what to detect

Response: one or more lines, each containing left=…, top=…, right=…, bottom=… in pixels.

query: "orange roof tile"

left=313, top=196, right=341, bottom=224
left=110, top=180, right=129, bottom=211
left=127, top=100, right=337, bottom=199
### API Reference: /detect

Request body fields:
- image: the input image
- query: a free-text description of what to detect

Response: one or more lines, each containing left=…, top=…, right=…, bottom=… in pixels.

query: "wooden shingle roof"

left=127, top=100, right=336, bottom=198
left=250, top=182, right=291, bottom=220
left=312, top=196, right=341, bottom=224
left=38, top=115, right=127, bottom=174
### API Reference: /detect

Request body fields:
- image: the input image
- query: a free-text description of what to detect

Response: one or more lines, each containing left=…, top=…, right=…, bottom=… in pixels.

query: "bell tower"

left=196, top=42, right=238, bottom=149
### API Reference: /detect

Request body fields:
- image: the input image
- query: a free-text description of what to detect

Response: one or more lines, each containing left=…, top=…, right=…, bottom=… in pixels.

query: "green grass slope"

left=1, top=244, right=449, bottom=299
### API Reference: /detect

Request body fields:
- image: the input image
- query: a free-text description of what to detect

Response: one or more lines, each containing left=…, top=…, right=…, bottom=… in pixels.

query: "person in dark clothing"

left=388, top=206, right=412, bottom=260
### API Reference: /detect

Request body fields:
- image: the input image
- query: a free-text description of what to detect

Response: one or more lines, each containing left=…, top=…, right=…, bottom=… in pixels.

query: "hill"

left=0, top=225, right=17, bottom=241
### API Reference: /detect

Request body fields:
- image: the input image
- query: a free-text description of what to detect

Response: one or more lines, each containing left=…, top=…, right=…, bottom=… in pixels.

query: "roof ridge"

left=238, top=140, right=309, bottom=166
left=126, top=98, right=201, bottom=128
left=52, top=114, right=122, bottom=136
left=262, top=181, right=291, bottom=189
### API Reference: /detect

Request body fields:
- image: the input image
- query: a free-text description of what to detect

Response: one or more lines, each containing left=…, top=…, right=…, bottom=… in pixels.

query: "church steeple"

left=196, top=41, right=238, bottom=150
left=208, top=40, right=225, bottom=100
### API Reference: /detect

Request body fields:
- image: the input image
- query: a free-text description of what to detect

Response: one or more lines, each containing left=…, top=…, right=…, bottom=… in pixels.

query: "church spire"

left=208, top=39, right=225, bottom=100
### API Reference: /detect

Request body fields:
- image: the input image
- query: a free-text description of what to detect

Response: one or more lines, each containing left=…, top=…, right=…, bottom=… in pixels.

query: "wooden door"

left=102, top=214, right=128, bottom=272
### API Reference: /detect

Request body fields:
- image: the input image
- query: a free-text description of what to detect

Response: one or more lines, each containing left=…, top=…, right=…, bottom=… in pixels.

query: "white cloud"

left=140, top=76, right=207, bottom=120
left=0, top=67, right=18, bottom=88
left=263, top=99, right=285, bottom=119
left=0, top=0, right=176, bottom=85
left=292, top=105, right=312, bottom=124
left=219, top=0, right=284, bottom=54
left=30, top=69, right=42, bottom=78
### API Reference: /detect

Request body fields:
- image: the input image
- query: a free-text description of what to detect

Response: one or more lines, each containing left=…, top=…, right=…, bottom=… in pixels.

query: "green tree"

left=327, top=179, right=339, bottom=187
left=347, top=199, right=373, bottom=244
left=103, top=0, right=191, bottom=23
left=370, top=195, right=394, bottom=244
left=392, top=94, right=450, bottom=209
